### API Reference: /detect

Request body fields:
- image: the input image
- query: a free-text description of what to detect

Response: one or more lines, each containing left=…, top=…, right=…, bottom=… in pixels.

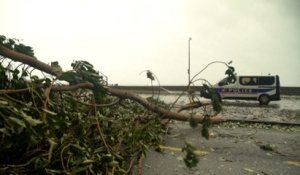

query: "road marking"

left=284, top=161, right=300, bottom=167
left=159, top=145, right=208, bottom=156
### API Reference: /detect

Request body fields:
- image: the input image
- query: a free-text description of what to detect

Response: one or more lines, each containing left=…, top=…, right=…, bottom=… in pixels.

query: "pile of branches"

left=0, top=36, right=166, bottom=174
left=0, top=35, right=228, bottom=173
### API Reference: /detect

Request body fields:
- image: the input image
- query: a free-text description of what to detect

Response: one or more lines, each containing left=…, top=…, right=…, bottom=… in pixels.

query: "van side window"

left=240, top=77, right=257, bottom=86
left=258, top=77, right=274, bottom=85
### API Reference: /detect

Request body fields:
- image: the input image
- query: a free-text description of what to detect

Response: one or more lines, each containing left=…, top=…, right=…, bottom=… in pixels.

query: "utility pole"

left=188, top=37, right=192, bottom=84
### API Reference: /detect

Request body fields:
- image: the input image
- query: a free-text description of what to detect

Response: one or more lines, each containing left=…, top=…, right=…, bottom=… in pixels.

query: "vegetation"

left=0, top=35, right=232, bottom=173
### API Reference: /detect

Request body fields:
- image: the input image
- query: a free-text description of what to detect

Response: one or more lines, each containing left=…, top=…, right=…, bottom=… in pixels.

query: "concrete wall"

left=111, top=86, right=300, bottom=96
left=281, top=87, right=300, bottom=95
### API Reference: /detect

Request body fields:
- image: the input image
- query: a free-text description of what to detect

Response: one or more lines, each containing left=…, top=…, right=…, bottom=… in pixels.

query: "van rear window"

left=258, top=77, right=275, bottom=85
left=240, top=76, right=275, bottom=86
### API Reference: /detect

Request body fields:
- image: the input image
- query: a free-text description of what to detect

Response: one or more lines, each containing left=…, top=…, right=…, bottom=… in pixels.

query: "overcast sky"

left=1, top=0, right=300, bottom=86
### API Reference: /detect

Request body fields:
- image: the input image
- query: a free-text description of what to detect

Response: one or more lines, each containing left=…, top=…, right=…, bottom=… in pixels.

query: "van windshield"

left=218, top=77, right=229, bottom=86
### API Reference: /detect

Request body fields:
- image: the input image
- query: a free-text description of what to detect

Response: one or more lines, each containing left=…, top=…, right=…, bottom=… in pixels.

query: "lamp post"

left=188, top=37, right=192, bottom=84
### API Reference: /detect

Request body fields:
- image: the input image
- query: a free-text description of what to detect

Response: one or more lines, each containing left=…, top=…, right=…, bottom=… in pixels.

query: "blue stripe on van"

left=213, top=88, right=273, bottom=94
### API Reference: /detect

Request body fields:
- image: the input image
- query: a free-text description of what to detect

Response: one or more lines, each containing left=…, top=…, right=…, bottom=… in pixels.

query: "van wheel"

left=259, top=95, right=269, bottom=105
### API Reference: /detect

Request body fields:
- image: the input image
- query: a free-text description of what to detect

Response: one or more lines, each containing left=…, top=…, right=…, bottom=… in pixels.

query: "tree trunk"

left=0, top=45, right=56, bottom=76
left=0, top=45, right=225, bottom=123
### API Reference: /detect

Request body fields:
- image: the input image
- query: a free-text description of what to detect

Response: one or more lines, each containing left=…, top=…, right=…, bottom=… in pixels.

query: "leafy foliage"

left=0, top=35, right=35, bottom=57
left=189, top=117, right=198, bottom=128
left=199, top=65, right=236, bottom=101
left=0, top=57, right=164, bottom=174
left=146, top=70, right=155, bottom=81
left=201, top=115, right=212, bottom=139
left=146, top=96, right=169, bottom=109
left=182, top=142, right=199, bottom=168
left=225, top=66, right=236, bottom=83
left=211, top=93, right=222, bottom=113
left=0, top=36, right=233, bottom=172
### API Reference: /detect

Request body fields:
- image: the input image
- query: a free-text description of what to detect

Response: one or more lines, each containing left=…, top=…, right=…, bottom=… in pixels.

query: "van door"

left=238, top=76, right=259, bottom=99
left=215, top=77, right=239, bottom=99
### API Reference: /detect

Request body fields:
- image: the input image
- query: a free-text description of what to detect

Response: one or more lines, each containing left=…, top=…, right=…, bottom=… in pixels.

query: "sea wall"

left=110, top=86, right=300, bottom=96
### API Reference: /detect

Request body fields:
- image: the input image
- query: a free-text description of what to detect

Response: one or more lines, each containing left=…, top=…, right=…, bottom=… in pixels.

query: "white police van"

left=203, top=75, right=281, bottom=105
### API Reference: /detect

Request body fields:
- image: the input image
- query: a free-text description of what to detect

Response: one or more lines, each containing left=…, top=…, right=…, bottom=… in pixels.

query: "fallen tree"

left=2, top=40, right=298, bottom=126
left=0, top=43, right=223, bottom=123
left=2, top=37, right=297, bottom=174
left=1, top=37, right=225, bottom=173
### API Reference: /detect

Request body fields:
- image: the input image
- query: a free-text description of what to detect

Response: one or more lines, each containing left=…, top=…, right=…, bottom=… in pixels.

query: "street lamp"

left=188, top=37, right=192, bottom=84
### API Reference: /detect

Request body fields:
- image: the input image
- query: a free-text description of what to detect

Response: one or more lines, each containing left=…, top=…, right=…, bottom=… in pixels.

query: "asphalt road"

left=142, top=123, right=300, bottom=175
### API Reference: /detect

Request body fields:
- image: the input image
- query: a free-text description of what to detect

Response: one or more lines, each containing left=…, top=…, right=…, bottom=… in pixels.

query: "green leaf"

left=81, top=61, right=94, bottom=69
left=45, top=169, right=65, bottom=174
left=8, top=39, right=15, bottom=45
left=259, top=144, right=275, bottom=151
left=212, top=94, right=222, bottom=113
left=189, top=117, right=198, bottom=128
left=82, top=159, right=95, bottom=165
left=0, top=100, right=8, bottom=105
left=225, top=66, right=236, bottom=84
left=0, top=128, right=11, bottom=136
left=201, top=115, right=211, bottom=140
left=58, top=71, right=82, bottom=84
left=0, top=35, right=6, bottom=44
left=201, top=127, right=209, bottom=140
left=6, top=117, right=26, bottom=134
left=42, top=108, right=57, bottom=115
left=21, top=111, right=43, bottom=126
left=146, top=70, right=155, bottom=81
left=225, top=66, right=234, bottom=75
left=71, top=167, right=89, bottom=174
left=182, top=142, right=199, bottom=168
left=51, top=61, right=63, bottom=75
left=14, top=43, right=35, bottom=57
